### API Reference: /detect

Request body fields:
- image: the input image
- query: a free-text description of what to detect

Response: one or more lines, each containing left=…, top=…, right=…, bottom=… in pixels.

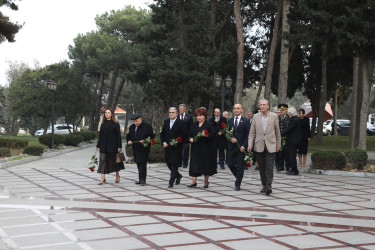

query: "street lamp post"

left=214, top=75, right=232, bottom=113
left=47, top=80, right=57, bottom=149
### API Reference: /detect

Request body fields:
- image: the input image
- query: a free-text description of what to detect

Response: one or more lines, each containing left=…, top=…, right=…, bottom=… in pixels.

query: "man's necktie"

left=235, top=117, right=238, bottom=129
left=135, top=126, right=138, bottom=136
left=170, top=120, right=174, bottom=129
left=181, top=115, right=183, bottom=120
left=215, top=117, right=219, bottom=122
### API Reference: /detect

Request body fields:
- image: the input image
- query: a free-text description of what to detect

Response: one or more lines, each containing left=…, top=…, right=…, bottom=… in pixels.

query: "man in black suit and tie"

left=209, top=108, right=227, bottom=169
left=126, top=113, right=155, bottom=185
left=178, top=104, right=193, bottom=168
left=227, top=104, right=250, bottom=191
left=160, top=107, right=188, bottom=188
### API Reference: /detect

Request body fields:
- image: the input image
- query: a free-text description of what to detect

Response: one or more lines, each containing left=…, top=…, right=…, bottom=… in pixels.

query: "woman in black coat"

left=96, top=109, right=124, bottom=184
left=188, top=107, right=217, bottom=188
left=298, top=108, right=311, bottom=167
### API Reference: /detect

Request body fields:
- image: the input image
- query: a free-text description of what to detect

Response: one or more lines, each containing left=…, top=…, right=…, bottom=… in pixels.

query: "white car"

left=34, top=124, right=73, bottom=136
left=323, top=119, right=350, bottom=136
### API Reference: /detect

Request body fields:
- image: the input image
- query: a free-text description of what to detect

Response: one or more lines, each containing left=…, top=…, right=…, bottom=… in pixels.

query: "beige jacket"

left=248, top=111, right=281, bottom=153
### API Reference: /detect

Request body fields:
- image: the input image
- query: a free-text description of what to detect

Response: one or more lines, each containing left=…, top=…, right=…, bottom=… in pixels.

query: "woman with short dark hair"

left=298, top=108, right=311, bottom=167
left=96, top=109, right=124, bottom=184
left=188, top=107, right=217, bottom=188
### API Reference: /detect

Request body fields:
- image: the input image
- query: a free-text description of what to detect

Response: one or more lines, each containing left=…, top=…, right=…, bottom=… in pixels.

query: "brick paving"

left=0, top=146, right=375, bottom=249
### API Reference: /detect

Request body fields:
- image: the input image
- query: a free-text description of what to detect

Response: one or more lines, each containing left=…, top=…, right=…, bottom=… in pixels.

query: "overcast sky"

left=0, top=0, right=150, bottom=85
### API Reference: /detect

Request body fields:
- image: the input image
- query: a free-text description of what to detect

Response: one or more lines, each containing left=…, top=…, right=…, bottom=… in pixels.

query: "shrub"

left=23, top=145, right=44, bottom=156
left=14, top=140, right=29, bottom=149
left=345, top=149, right=368, bottom=170
left=311, top=150, right=346, bottom=170
left=74, top=131, right=95, bottom=141
left=39, top=134, right=67, bottom=148
left=0, top=138, right=28, bottom=149
left=64, top=134, right=84, bottom=146
left=0, top=147, right=11, bottom=157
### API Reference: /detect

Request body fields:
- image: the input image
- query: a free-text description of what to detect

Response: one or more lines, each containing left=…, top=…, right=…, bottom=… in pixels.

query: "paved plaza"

left=0, top=146, right=375, bottom=249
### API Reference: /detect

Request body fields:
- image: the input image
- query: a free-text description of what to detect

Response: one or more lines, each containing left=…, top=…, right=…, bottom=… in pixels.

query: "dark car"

left=334, top=120, right=351, bottom=136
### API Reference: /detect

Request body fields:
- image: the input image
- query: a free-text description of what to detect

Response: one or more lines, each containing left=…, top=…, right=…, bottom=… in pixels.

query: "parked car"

left=309, top=118, right=318, bottom=134
left=34, top=124, right=73, bottom=136
left=323, top=119, right=350, bottom=136
left=367, top=122, right=375, bottom=136
left=17, top=128, right=30, bottom=136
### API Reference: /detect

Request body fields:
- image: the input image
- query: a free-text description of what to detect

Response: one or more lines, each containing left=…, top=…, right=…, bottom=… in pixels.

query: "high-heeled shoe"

left=115, top=177, right=120, bottom=183
left=98, top=179, right=106, bottom=185
left=204, top=183, right=209, bottom=188
left=187, top=183, right=197, bottom=188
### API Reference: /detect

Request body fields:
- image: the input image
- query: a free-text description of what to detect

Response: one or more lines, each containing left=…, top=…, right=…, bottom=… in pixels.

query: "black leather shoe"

left=260, top=187, right=266, bottom=193
left=255, top=167, right=259, bottom=170
left=220, top=166, right=225, bottom=169
left=135, top=181, right=141, bottom=184
left=277, top=168, right=285, bottom=171
left=204, top=183, right=209, bottom=188
left=140, top=181, right=146, bottom=186
left=168, top=184, right=173, bottom=188
left=235, top=186, right=241, bottom=191
left=98, top=179, right=106, bottom=185
left=187, top=183, right=197, bottom=188
left=183, top=165, right=188, bottom=168
left=175, top=175, right=182, bottom=185
left=265, top=189, right=272, bottom=196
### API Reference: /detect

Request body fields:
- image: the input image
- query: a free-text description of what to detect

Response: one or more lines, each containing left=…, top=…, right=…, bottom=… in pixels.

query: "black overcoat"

left=189, top=120, right=217, bottom=176
left=177, top=113, right=193, bottom=134
left=96, top=120, right=122, bottom=153
left=126, top=121, right=155, bottom=163
left=226, top=116, right=250, bottom=154
left=209, top=116, right=227, bottom=150
left=160, top=118, right=188, bottom=164
left=299, top=117, right=311, bottom=140
left=282, top=116, right=301, bottom=146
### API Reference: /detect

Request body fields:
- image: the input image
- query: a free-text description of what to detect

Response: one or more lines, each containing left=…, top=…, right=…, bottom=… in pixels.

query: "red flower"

left=221, top=122, right=225, bottom=129
left=177, top=137, right=182, bottom=143
left=89, top=167, right=94, bottom=172
left=151, top=138, right=155, bottom=145
left=204, top=129, right=208, bottom=135
left=246, top=162, right=251, bottom=168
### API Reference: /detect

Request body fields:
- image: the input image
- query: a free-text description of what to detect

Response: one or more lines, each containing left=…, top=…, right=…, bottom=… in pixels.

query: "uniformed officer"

left=277, top=104, right=290, bottom=172
left=126, top=113, right=155, bottom=185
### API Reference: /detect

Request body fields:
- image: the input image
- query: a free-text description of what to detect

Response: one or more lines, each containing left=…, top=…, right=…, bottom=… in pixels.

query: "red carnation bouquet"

left=193, top=129, right=208, bottom=142
left=170, top=136, right=183, bottom=147
left=219, top=122, right=226, bottom=134
left=88, top=151, right=98, bottom=172
left=133, top=136, right=155, bottom=147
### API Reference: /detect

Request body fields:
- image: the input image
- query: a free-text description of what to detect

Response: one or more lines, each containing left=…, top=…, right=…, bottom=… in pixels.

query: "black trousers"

left=182, top=143, right=189, bottom=166
left=287, top=145, right=298, bottom=174
left=136, top=162, right=147, bottom=182
left=167, top=163, right=181, bottom=185
left=279, top=148, right=289, bottom=171
left=227, top=149, right=246, bottom=188
left=217, top=148, right=225, bottom=167
left=255, top=146, right=275, bottom=189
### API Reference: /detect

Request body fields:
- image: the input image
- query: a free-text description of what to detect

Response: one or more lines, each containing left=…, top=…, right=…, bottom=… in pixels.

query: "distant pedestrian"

left=126, top=113, right=155, bottom=185
left=188, top=107, right=217, bottom=188
left=222, top=111, right=229, bottom=120
left=282, top=107, right=301, bottom=175
left=160, top=107, right=188, bottom=188
left=298, top=108, right=311, bottom=167
left=277, top=104, right=290, bottom=171
left=178, top=104, right=193, bottom=168
left=248, top=99, right=281, bottom=196
left=96, top=109, right=124, bottom=185
left=209, top=108, right=227, bottom=169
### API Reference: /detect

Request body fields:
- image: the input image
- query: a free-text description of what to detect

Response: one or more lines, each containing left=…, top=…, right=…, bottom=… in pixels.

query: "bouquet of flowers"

left=245, top=151, right=253, bottom=167
left=223, top=124, right=253, bottom=167
left=193, top=129, right=208, bottom=142
left=219, top=122, right=226, bottom=134
left=224, top=125, right=234, bottom=141
left=170, top=136, right=183, bottom=147
left=88, top=152, right=98, bottom=172
left=281, top=136, right=287, bottom=151
left=132, top=136, right=155, bottom=147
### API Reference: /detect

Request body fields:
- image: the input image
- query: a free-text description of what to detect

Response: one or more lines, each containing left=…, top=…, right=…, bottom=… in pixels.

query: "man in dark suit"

left=126, top=113, right=155, bottom=185
left=160, top=107, right=188, bottom=188
left=227, top=104, right=250, bottom=191
left=282, top=107, right=301, bottom=175
left=209, top=108, right=227, bottom=169
left=178, top=104, right=193, bottom=168
left=277, top=104, right=290, bottom=171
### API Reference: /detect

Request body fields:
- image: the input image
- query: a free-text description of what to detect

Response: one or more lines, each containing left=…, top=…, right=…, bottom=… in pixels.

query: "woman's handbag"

left=116, top=151, right=126, bottom=163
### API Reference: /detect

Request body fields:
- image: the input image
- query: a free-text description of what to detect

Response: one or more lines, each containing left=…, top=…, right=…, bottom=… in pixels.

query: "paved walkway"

left=0, top=147, right=375, bottom=250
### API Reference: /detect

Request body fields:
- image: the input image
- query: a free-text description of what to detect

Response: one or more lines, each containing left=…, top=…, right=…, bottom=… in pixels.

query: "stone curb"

left=308, top=167, right=375, bottom=178
left=0, top=142, right=96, bottom=169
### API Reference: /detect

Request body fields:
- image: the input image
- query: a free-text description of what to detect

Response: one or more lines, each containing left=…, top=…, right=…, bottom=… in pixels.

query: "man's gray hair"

left=247, top=110, right=253, bottom=113
left=288, top=107, right=297, bottom=116
left=179, top=104, right=186, bottom=108
left=259, top=99, right=269, bottom=105
left=223, top=111, right=229, bottom=115
left=169, top=107, right=177, bottom=112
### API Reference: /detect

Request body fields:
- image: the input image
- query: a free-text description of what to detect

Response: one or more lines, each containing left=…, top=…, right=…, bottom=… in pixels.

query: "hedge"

left=64, top=134, right=84, bottom=146
left=311, top=150, right=346, bottom=170
left=345, top=148, right=368, bottom=170
left=0, top=147, right=11, bottom=157
left=39, top=134, right=66, bottom=148
left=74, top=131, right=95, bottom=141
left=23, top=145, right=45, bottom=156
left=0, top=138, right=28, bottom=149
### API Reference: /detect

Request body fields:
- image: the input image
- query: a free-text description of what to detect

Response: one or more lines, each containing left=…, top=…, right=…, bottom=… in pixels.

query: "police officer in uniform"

left=277, top=104, right=290, bottom=172
left=126, top=113, right=155, bottom=185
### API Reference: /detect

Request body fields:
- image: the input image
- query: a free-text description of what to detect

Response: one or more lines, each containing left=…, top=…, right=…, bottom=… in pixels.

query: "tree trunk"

left=233, top=0, right=244, bottom=104
left=311, top=92, right=320, bottom=140
left=333, top=85, right=338, bottom=136
left=93, top=74, right=105, bottom=131
left=112, top=78, right=126, bottom=110
left=358, top=55, right=374, bottom=150
left=207, top=100, right=214, bottom=118
left=106, top=68, right=119, bottom=110
left=316, top=42, right=328, bottom=145
left=277, top=0, right=290, bottom=104
left=349, top=57, right=359, bottom=149
left=253, top=66, right=267, bottom=112
left=264, top=0, right=283, bottom=100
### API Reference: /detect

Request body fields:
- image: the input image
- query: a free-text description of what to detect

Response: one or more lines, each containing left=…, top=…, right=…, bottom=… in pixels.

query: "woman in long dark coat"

left=96, top=109, right=124, bottom=184
left=298, top=108, right=311, bottom=167
left=188, top=107, right=217, bottom=188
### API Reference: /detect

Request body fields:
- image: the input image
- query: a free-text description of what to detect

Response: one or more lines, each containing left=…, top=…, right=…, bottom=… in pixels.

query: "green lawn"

left=308, top=136, right=375, bottom=153
left=0, top=135, right=47, bottom=148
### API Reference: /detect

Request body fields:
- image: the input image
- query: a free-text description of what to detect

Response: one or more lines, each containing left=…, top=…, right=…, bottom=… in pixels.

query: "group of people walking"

left=95, top=99, right=311, bottom=196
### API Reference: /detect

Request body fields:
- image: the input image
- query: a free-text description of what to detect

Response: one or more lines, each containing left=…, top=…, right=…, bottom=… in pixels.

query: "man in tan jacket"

left=248, top=99, right=281, bottom=195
